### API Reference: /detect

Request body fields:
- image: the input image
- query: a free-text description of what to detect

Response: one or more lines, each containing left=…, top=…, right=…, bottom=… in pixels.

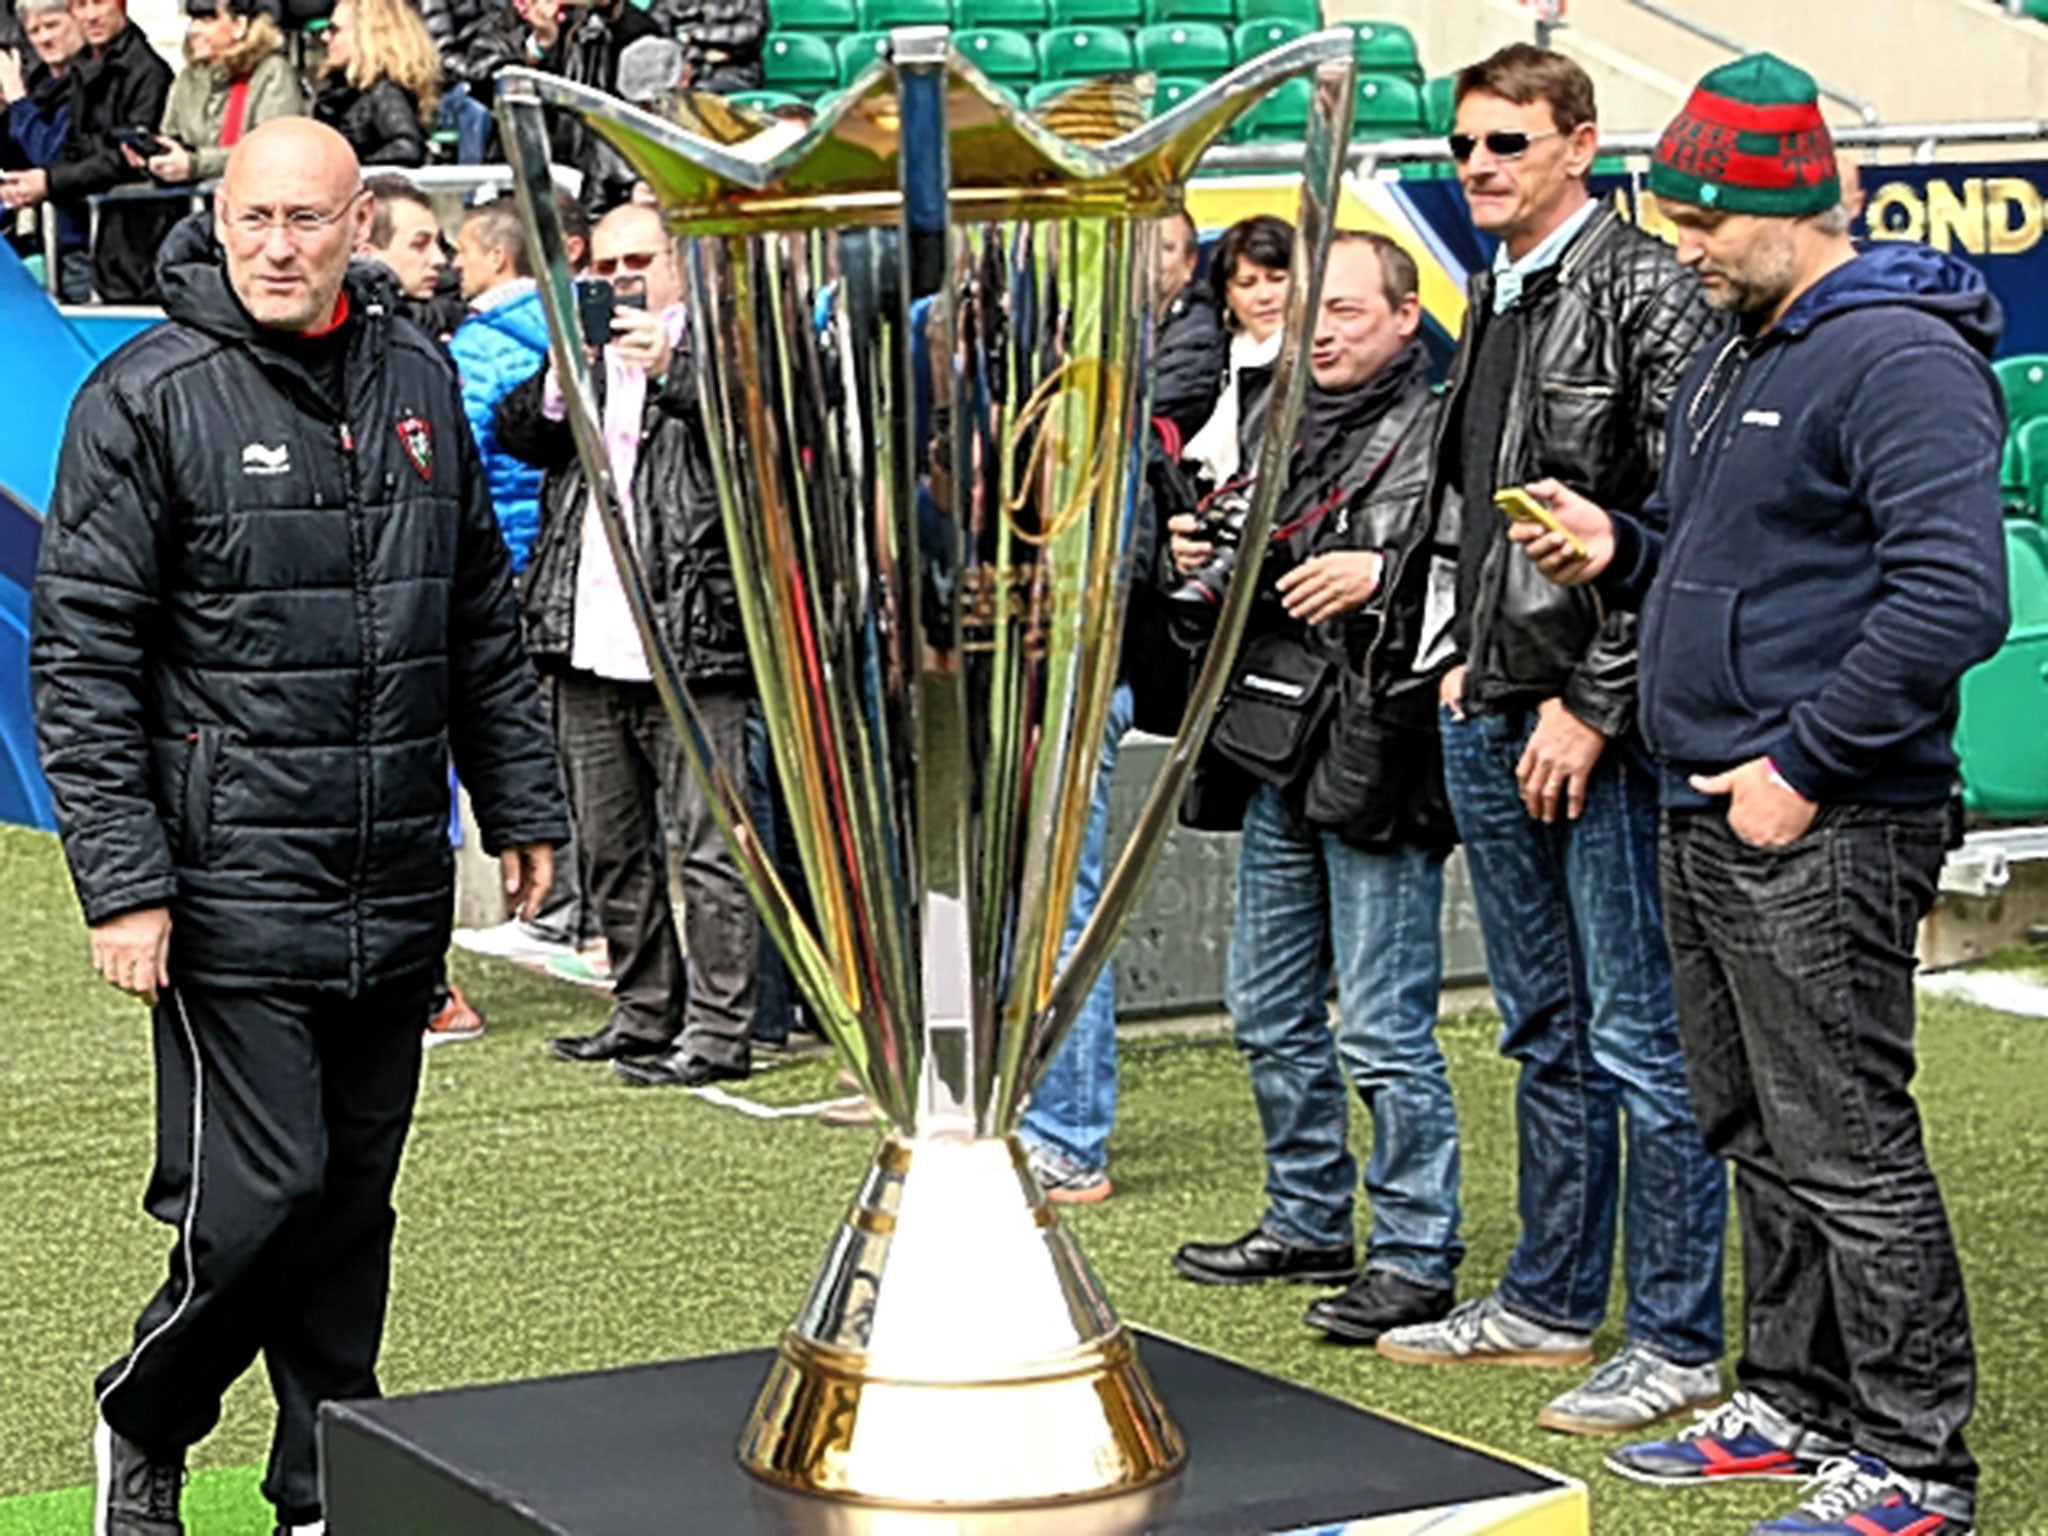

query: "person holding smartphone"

left=496, top=204, right=762, bottom=1088
left=136, top=0, right=304, bottom=188
left=1375, top=43, right=1731, bottom=1443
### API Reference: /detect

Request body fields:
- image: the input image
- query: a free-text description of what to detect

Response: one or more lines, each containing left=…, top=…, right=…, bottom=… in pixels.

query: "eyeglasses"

left=222, top=189, right=364, bottom=239
left=589, top=249, right=665, bottom=277
left=1448, top=129, right=1561, bottom=163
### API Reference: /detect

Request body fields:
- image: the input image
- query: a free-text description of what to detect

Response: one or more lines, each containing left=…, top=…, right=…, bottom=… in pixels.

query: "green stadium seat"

left=1233, top=74, right=1309, bottom=140
left=1236, top=0, right=1319, bottom=24
left=731, top=89, right=813, bottom=112
left=2018, top=416, right=2048, bottom=517
left=838, top=30, right=890, bottom=80
left=1142, top=0, right=1235, bottom=27
left=857, top=0, right=945, bottom=28
left=1352, top=74, right=1423, bottom=138
left=768, top=0, right=857, bottom=32
left=1955, top=518, right=2048, bottom=815
left=1350, top=20, right=1421, bottom=83
left=762, top=32, right=841, bottom=89
left=1232, top=17, right=1304, bottom=60
left=1051, top=0, right=1143, bottom=25
left=1137, top=21, right=1232, bottom=75
left=1153, top=73, right=1206, bottom=115
left=1995, top=354, right=2048, bottom=429
left=956, top=0, right=1048, bottom=24
left=1027, top=79, right=1075, bottom=108
left=957, top=26, right=1038, bottom=81
left=1422, top=73, right=1455, bottom=134
left=1039, top=25, right=1136, bottom=77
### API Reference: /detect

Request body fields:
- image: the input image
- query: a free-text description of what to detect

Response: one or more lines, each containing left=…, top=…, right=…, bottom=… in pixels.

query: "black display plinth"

left=321, top=1332, right=1585, bottom=1535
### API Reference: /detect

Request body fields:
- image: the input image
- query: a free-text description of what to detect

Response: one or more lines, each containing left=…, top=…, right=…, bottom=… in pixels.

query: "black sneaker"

left=94, top=1418, right=184, bottom=1535
left=1304, top=1268, right=1454, bottom=1343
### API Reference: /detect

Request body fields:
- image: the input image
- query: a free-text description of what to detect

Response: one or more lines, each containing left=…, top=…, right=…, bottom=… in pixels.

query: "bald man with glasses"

left=33, top=117, right=568, bottom=1536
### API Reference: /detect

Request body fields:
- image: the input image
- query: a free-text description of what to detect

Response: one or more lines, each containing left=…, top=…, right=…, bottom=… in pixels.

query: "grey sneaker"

left=94, top=1418, right=185, bottom=1535
left=1375, top=1293, right=1595, bottom=1368
left=1536, top=1340, right=1722, bottom=1435
left=1025, top=1144, right=1113, bottom=1205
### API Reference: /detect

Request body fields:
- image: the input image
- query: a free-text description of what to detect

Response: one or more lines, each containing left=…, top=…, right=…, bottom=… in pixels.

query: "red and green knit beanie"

left=1648, top=53, right=1840, bottom=217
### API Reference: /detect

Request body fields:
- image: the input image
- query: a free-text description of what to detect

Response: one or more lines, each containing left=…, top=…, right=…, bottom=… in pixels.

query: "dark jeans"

left=528, top=672, right=587, bottom=946
left=1441, top=707, right=1726, bottom=1365
left=1662, top=804, right=1976, bottom=1492
left=97, top=974, right=432, bottom=1522
left=557, top=670, right=756, bottom=1067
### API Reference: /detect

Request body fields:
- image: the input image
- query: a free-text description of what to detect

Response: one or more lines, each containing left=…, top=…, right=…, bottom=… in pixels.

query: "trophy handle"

left=1027, top=55, right=1360, bottom=1060
left=495, top=90, right=862, bottom=1045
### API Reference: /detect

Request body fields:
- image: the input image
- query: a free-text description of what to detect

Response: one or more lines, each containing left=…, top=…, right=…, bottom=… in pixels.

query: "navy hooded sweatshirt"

left=1600, top=242, right=2009, bottom=808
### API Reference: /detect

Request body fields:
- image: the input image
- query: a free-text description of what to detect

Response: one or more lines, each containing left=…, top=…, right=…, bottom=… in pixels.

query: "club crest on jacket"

left=396, top=413, right=433, bottom=482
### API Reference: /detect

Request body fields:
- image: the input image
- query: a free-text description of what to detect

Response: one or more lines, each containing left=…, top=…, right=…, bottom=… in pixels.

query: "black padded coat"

left=31, top=214, right=570, bottom=993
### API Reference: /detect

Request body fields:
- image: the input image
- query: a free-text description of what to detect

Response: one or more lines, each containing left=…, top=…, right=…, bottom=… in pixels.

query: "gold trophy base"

left=737, top=1133, right=1186, bottom=1507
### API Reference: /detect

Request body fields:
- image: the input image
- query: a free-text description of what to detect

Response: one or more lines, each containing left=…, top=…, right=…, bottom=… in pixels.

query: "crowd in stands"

left=0, top=0, right=768, bottom=299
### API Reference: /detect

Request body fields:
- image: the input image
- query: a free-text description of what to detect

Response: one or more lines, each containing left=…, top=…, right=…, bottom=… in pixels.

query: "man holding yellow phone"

left=1375, top=43, right=1730, bottom=1443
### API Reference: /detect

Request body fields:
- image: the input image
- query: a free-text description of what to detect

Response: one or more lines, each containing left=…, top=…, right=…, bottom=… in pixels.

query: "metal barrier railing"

left=30, top=120, right=2048, bottom=303
left=1198, top=117, right=2048, bottom=177
left=40, top=162, right=575, bottom=303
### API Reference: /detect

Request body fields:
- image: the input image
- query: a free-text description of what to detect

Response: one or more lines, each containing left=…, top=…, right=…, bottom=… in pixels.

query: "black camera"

left=1167, top=487, right=1253, bottom=617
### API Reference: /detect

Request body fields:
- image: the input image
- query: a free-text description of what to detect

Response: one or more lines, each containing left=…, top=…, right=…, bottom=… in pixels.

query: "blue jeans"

left=1021, top=682, right=1134, bottom=1173
left=1225, top=782, right=1462, bottom=1287
left=1440, top=706, right=1726, bottom=1366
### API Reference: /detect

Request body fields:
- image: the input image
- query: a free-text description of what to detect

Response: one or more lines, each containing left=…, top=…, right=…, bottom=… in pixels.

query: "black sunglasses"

left=1448, top=129, right=1561, bottom=163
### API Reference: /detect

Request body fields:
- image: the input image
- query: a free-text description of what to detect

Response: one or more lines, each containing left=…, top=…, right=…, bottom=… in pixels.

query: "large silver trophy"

left=497, top=34, right=1355, bottom=1511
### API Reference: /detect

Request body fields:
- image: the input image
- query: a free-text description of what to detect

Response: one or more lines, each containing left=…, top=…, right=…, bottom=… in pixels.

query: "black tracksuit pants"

left=96, top=973, right=432, bottom=1522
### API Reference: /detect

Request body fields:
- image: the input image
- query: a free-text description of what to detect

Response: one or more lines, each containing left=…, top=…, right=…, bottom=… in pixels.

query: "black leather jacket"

left=497, top=346, right=752, bottom=693
left=1181, top=345, right=1448, bottom=844
left=313, top=74, right=426, bottom=167
left=1433, top=205, right=1722, bottom=737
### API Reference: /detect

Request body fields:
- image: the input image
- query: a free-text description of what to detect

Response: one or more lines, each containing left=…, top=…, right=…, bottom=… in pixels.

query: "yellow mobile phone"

left=1493, top=486, right=1588, bottom=561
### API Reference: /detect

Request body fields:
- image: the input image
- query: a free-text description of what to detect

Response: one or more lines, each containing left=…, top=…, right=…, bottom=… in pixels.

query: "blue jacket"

left=2, top=66, right=85, bottom=253
left=449, top=283, right=550, bottom=572
left=1603, top=243, right=2009, bottom=806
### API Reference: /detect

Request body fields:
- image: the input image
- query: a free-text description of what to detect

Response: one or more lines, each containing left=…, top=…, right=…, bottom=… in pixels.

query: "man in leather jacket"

left=1163, top=234, right=1464, bottom=1342
left=33, top=120, right=568, bottom=1536
left=1376, top=44, right=1730, bottom=1440
left=496, top=202, right=759, bottom=1088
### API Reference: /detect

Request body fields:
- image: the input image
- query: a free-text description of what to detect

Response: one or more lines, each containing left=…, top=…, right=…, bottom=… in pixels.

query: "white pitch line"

left=686, top=1087, right=867, bottom=1120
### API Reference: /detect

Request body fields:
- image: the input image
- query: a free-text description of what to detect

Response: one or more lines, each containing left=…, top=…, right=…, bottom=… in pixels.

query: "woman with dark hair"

left=1184, top=212, right=1293, bottom=490
left=138, top=0, right=303, bottom=186
left=314, top=0, right=439, bottom=167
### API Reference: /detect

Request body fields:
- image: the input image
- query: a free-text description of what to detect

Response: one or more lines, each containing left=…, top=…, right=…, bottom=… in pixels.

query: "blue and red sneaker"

left=1606, top=1391, right=1848, bottom=1485
left=1750, top=1454, right=1974, bottom=1535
